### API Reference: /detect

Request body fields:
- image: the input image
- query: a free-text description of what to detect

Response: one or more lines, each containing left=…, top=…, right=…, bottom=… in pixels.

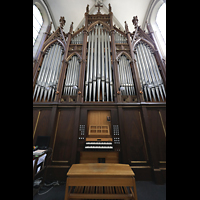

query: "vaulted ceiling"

left=44, top=0, right=151, bottom=33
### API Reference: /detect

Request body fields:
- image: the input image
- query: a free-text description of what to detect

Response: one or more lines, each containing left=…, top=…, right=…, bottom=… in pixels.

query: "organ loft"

left=33, top=2, right=166, bottom=186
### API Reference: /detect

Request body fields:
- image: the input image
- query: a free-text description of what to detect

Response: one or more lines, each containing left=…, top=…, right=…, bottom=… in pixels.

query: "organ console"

left=85, top=125, right=114, bottom=151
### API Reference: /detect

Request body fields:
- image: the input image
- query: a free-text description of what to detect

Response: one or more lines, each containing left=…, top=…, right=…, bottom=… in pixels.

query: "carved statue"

left=59, top=16, right=66, bottom=29
left=124, top=21, right=129, bottom=32
left=70, top=22, right=73, bottom=33
left=132, top=16, right=138, bottom=28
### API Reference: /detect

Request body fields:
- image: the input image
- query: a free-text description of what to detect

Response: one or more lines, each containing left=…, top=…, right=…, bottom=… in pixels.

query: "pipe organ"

left=33, top=3, right=166, bottom=184
left=85, top=24, right=113, bottom=102
left=134, top=41, right=166, bottom=102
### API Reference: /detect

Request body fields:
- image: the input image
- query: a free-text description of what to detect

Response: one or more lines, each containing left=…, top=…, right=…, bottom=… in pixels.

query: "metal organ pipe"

left=134, top=41, right=166, bottom=101
left=33, top=44, right=64, bottom=102
left=89, top=29, right=94, bottom=102
left=104, top=29, right=109, bottom=101
left=97, top=25, right=101, bottom=102
left=107, top=34, right=113, bottom=102
left=85, top=31, right=91, bottom=101
left=84, top=24, right=114, bottom=102
left=93, top=26, right=98, bottom=102
left=117, top=55, right=135, bottom=96
left=63, top=55, right=80, bottom=96
left=101, top=28, right=105, bottom=102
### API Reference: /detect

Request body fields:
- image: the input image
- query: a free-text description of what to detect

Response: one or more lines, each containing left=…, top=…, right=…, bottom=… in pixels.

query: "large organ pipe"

left=136, top=48, right=148, bottom=101
left=101, top=28, right=105, bottom=102
left=44, top=44, right=58, bottom=101
left=89, top=29, right=94, bottom=102
left=140, top=43, right=157, bottom=101
left=137, top=44, right=151, bottom=101
left=146, top=46, right=164, bottom=101
left=46, top=44, right=60, bottom=101
left=97, top=25, right=101, bottom=101
left=33, top=51, right=47, bottom=100
left=134, top=53, right=143, bottom=89
left=151, top=51, right=166, bottom=98
left=143, top=44, right=160, bottom=101
left=104, top=30, right=109, bottom=101
left=40, top=45, right=56, bottom=101
left=107, top=33, right=113, bottom=102
left=51, top=52, right=63, bottom=101
left=93, top=26, right=98, bottom=102
left=85, top=31, right=91, bottom=101
left=69, top=56, right=75, bottom=95
left=36, top=48, right=52, bottom=101
left=138, top=43, right=152, bottom=101
left=38, top=45, right=55, bottom=101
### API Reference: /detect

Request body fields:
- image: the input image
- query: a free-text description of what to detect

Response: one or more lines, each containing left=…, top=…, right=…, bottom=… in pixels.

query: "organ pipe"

left=84, top=24, right=113, bottom=102
left=134, top=41, right=166, bottom=101
left=117, top=55, right=135, bottom=96
left=63, top=55, right=80, bottom=96
left=33, top=43, right=64, bottom=102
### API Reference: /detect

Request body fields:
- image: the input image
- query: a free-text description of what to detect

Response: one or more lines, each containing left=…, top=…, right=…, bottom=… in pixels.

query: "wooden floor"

left=68, top=186, right=134, bottom=199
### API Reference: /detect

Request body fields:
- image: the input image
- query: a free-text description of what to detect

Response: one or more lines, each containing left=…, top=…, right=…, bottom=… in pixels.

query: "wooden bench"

left=64, top=163, right=138, bottom=200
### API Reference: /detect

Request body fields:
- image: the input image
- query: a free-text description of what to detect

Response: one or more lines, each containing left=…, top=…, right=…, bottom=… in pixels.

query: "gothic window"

left=33, top=4, right=44, bottom=46
left=156, top=3, right=166, bottom=44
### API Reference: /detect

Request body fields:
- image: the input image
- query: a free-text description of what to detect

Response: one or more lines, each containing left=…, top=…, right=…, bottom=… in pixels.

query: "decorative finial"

left=132, top=16, right=138, bottom=28
left=109, top=3, right=112, bottom=12
left=86, top=4, right=89, bottom=13
left=59, top=16, right=66, bottom=29
left=124, top=21, right=129, bottom=32
left=70, top=22, right=73, bottom=33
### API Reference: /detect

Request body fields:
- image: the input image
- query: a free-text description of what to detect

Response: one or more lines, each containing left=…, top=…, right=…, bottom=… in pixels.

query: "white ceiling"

left=44, top=0, right=151, bottom=33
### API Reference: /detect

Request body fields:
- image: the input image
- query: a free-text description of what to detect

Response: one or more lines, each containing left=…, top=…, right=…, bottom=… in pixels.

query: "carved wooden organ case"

left=33, top=4, right=166, bottom=104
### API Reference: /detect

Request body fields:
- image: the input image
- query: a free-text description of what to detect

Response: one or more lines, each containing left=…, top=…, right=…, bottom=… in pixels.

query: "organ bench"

left=64, top=163, right=138, bottom=200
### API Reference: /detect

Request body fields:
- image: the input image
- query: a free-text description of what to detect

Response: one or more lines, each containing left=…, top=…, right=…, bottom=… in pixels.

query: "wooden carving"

left=59, top=16, right=66, bottom=29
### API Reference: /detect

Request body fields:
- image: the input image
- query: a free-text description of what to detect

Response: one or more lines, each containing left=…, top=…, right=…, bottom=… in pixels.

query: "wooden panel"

left=121, top=109, right=148, bottom=161
left=88, top=125, right=110, bottom=135
left=147, top=109, right=166, bottom=161
left=87, top=111, right=111, bottom=135
left=33, top=108, right=51, bottom=145
left=33, top=109, right=39, bottom=135
left=52, top=109, right=75, bottom=162
left=67, top=177, right=134, bottom=186
left=80, top=152, right=119, bottom=163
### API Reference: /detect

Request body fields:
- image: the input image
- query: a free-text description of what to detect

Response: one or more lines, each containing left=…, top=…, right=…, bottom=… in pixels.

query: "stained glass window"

left=33, top=5, right=43, bottom=46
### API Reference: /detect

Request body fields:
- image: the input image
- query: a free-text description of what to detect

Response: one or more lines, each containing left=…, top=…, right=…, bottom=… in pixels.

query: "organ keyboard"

left=84, top=141, right=113, bottom=150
